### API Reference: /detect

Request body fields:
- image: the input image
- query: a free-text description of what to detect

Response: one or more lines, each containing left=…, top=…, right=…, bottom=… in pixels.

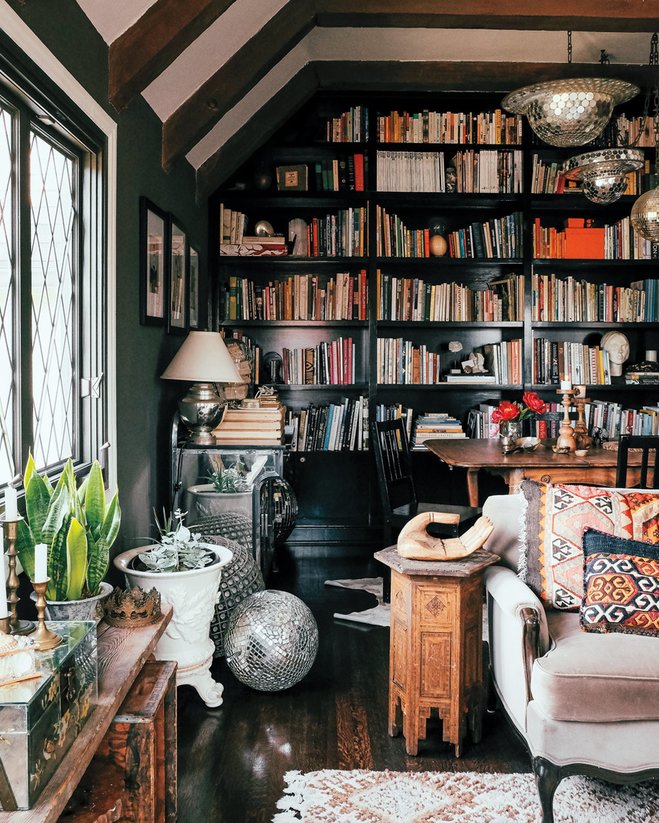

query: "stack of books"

left=213, top=400, right=286, bottom=446
left=220, top=234, right=288, bottom=257
left=412, top=413, right=466, bottom=450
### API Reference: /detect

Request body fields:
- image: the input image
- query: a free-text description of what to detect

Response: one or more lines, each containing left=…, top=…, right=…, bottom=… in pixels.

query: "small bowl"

left=515, top=437, right=541, bottom=451
left=575, top=449, right=590, bottom=457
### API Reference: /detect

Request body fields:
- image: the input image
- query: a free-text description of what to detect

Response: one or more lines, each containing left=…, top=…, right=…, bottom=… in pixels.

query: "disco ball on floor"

left=225, top=590, right=319, bottom=691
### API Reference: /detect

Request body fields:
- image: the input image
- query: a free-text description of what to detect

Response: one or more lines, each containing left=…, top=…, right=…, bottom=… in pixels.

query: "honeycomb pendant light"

left=631, top=185, right=659, bottom=241
left=502, top=77, right=639, bottom=147
left=563, top=148, right=645, bottom=204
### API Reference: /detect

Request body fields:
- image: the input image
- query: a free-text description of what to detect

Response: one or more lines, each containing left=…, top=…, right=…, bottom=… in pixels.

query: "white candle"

left=0, top=532, right=7, bottom=619
left=34, top=543, right=48, bottom=584
left=560, top=375, right=572, bottom=391
left=3, top=487, right=17, bottom=519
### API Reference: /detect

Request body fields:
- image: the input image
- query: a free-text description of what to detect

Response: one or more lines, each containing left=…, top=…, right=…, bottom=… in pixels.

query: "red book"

left=354, top=153, right=365, bottom=191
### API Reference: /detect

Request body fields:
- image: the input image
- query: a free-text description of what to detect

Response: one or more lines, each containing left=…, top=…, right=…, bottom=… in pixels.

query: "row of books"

left=224, top=271, right=368, bottom=321
left=531, top=272, right=655, bottom=323
left=281, top=337, right=355, bottom=385
left=376, top=150, right=447, bottom=192
left=451, top=150, right=523, bottom=194
left=374, top=403, right=414, bottom=441
left=607, top=114, right=658, bottom=148
left=287, top=209, right=367, bottom=257
left=376, top=338, right=442, bottom=385
left=219, top=204, right=249, bottom=245
left=376, top=271, right=524, bottom=322
left=313, top=154, right=367, bottom=192
left=324, top=106, right=368, bottom=143
left=213, top=399, right=285, bottom=446
left=375, top=206, right=430, bottom=258
left=533, top=216, right=656, bottom=260
left=374, top=109, right=523, bottom=145
left=446, top=212, right=524, bottom=259
left=286, top=396, right=369, bottom=451
left=477, top=338, right=523, bottom=385
left=532, top=338, right=612, bottom=386
left=411, top=412, right=466, bottom=450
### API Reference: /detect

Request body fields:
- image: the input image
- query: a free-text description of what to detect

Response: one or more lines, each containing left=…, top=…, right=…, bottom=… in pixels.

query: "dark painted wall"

left=6, top=1, right=208, bottom=550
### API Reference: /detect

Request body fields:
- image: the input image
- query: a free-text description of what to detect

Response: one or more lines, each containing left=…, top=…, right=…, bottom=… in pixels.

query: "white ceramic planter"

left=113, top=544, right=232, bottom=707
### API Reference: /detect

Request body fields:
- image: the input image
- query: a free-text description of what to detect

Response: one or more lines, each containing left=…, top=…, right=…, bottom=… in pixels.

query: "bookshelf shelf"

left=210, top=91, right=659, bottom=530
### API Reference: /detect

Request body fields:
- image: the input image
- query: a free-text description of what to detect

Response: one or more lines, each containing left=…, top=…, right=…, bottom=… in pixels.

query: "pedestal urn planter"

left=114, top=544, right=232, bottom=707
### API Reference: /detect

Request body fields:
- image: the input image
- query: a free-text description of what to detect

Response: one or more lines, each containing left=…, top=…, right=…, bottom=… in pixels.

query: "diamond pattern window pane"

left=0, top=105, right=15, bottom=487
left=30, top=131, right=76, bottom=472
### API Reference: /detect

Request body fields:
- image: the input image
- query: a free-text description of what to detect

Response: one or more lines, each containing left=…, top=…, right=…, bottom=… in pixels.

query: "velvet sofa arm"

left=484, top=566, right=550, bottom=731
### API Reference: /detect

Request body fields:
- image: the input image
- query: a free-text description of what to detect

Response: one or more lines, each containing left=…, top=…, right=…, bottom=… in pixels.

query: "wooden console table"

left=0, top=608, right=172, bottom=822
left=375, top=546, right=498, bottom=757
left=425, top=439, right=645, bottom=507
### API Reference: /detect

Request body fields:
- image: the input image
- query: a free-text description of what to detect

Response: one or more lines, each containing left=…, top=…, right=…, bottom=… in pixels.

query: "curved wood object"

left=397, top=512, right=494, bottom=561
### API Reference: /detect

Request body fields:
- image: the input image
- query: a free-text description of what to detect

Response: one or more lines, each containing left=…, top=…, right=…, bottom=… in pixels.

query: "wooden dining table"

left=424, top=439, right=644, bottom=507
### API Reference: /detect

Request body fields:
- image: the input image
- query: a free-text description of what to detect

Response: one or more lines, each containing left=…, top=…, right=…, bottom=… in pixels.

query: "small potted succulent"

left=17, top=454, right=120, bottom=622
left=113, top=510, right=232, bottom=708
left=185, top=456, right=253, bottom=522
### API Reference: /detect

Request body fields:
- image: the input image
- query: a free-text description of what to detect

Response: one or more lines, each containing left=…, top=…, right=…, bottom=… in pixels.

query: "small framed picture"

left=139, top=198, right=168, bottom=325
left=188, top=245, right=200, bottom=329
left=276, top=164, right=308, bottom=191
left=168, top=219, right=187, bottom=333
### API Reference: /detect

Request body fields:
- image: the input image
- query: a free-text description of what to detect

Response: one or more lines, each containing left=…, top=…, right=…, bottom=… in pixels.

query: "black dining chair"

left=371, top=418, right=480, bottom=547
left=615, top=434, right=659, bottom=489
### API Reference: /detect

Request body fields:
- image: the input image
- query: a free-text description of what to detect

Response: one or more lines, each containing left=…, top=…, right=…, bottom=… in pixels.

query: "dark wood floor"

left=176, top=545, right=530, bottom=823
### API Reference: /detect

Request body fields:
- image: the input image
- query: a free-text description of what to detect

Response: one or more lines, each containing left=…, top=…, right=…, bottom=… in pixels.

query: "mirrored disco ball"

left=225, top=590, right=319, bottom=691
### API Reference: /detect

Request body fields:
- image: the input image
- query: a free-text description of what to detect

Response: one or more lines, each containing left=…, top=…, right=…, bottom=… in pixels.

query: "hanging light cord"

left=567, top=30, right=572, bottom=64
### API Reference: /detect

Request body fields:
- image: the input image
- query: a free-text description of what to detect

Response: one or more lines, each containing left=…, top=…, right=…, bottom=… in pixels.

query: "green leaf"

left=24, top=468, right=52, bottom=546
left=87, top=493, right=120, bottom=594
left=47, top=515, right=71, bottom=601
left=84, top=461, right=106, bottom=541
left=15, top=520, right=35, bottom=581
left=65, top=517, right=87, bottom=601
left=41, top=481, right=72, bottom=547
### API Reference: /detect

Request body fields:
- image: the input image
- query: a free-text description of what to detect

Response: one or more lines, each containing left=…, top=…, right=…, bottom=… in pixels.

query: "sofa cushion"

left=625, top=492, right=659, bottom=543
left=581, top=528, right=659, bottom=638
left=520, top=480, right=631, bottom=610
left=531, top=609, right=659, bottom=722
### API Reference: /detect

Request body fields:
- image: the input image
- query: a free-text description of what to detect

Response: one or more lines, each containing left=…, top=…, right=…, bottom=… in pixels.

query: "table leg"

left=466, top=469, right=479, bottom=508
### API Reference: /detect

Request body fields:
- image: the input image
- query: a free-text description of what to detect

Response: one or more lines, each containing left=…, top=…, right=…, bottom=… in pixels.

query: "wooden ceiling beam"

left=196, top=64, right=319, bottom=200
left=163, top=0, right=314, bottom=171
left=109, top=0, right=238, bottom=111
left=316, top=1, right=659, bottom=31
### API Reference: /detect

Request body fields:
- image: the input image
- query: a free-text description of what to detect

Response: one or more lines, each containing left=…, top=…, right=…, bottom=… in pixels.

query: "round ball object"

left=429, top=234, right=448, bottom=257
left=225, top=590, right=319, bottom=691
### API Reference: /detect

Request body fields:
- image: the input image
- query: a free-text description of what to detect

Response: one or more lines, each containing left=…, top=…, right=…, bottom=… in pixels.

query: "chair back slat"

left=615, top=435, right=659, bottom=489
left=371, top=418, right=418, bottom=518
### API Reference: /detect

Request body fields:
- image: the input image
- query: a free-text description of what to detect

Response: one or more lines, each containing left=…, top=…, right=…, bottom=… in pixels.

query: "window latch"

left=81, top=374, right=103, bottom=399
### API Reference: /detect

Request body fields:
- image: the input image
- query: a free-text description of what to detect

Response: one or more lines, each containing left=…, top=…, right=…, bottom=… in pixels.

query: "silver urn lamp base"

left=178, top=382, right=226, bottom=445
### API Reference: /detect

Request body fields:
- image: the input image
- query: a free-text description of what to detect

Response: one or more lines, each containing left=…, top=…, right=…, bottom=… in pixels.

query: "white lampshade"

left=161, top=331, right=242, bottom=384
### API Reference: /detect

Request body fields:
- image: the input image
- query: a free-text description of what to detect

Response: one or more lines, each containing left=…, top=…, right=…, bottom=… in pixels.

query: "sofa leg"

left=533, top=757, right=561, bottom=823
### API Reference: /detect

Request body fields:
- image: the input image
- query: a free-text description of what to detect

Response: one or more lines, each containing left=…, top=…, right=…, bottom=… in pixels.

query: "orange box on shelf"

left=564, top=227, right=605, bottom=259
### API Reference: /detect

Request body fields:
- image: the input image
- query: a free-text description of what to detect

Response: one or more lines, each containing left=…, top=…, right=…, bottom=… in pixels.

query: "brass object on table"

left=1, top=516, right=35, bottom=636
left=553, top=388, right=577, bottom=454
left=30, top=579, right=62, bottom=651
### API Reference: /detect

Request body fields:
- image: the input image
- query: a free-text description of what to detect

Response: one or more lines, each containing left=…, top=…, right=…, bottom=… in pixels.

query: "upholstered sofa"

left=482, top=487, right=659, bottom=823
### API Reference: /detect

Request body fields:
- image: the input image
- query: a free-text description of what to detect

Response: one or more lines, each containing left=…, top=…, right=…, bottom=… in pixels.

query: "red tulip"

left=492, top=401, right=520, bottom=423
left=523, top=391, right=546, bottom=415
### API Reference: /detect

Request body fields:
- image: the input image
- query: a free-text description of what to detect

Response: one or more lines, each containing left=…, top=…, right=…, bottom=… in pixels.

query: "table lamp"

left=161, top=331, right=242, bottom=445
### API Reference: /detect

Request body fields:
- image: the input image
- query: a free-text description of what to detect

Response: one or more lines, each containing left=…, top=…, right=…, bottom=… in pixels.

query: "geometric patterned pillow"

left=622, top=492, right=659, bottom=544
left=581, top=528, right=659, bottom=637
left=520, top=480, right=631, bottom=611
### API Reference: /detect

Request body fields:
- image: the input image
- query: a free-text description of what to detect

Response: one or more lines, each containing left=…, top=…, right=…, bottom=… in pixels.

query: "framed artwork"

left=139, top=197, right=168, bottom=325
left=168, top=218, right=187, bottom=333
left=188, top=245, right=200, bottom=329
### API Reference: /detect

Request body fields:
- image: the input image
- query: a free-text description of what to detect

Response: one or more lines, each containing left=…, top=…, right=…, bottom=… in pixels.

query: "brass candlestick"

left=572, top=389, right=593, bottom=452
left=30, top=579, right=62, bottom=651
left=1, top=516, right=35, bottom=635
left=0, top=617, right=9, bottom=634
left=553, top=388, right=577, bottom=454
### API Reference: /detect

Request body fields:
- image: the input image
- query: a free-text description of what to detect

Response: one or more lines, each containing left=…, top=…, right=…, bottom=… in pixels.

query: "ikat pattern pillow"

left=581, top=528, right=659, bottom=637
left=520, top=481, right=631, bottom=610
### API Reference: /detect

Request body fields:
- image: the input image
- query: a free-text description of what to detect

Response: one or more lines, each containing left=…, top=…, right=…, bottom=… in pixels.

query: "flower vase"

left=499, top=420, right=522, bottom=454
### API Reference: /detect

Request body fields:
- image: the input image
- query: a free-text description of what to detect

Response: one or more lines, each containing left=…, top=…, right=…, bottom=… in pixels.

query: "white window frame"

left=2, top=2, right=117, bottom=489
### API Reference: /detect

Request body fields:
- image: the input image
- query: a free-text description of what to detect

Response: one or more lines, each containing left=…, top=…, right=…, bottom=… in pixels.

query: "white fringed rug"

left=272, top=769, right=659, bottom=823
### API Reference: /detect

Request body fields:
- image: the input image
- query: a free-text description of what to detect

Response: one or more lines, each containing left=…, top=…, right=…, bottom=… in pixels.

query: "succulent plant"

left=136, top=509, right=216, bottom=573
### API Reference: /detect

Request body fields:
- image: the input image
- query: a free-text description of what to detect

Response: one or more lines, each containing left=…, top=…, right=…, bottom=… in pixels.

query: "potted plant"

left=185, top=456, right=253, bottom=522
left=16, top=454, right=120, bottom=622
left=113, top=510, right=232, bottom=708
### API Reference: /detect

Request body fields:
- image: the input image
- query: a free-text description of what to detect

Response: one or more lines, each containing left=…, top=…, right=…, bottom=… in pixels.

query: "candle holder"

left=1, top=516, right=35, bottom=636
left=572, top=388, right=593, bottom=453
left=0, top=616, right=9, bottom=634
left=553, top=388, right=577, bottom=454
left=30, top=579, right=62, bottom=651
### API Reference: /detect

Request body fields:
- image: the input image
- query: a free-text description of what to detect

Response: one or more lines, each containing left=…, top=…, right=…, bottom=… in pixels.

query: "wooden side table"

left=375, top=547, right=498, bottom=757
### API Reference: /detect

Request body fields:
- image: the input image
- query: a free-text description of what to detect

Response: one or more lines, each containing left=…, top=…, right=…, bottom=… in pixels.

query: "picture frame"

left=168, top=218, right=188, bottom=334
left=276, top=164, right=308, bottom=191
left=139, top=197, right=168, bottom=326
left=188, top=244, right=200, bottom=330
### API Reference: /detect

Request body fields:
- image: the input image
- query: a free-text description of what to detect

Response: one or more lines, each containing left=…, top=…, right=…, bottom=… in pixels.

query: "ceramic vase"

left=113, top=544, right=232, bottom=707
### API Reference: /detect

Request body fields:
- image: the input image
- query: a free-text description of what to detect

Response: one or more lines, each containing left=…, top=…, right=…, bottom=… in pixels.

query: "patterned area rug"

left=324, top=577, right=390, bottom=627
left=272, top=769, right=659, bottom=823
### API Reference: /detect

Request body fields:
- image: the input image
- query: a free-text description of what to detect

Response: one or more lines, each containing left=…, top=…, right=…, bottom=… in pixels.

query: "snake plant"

left=16, top=454, right=121, bottom=601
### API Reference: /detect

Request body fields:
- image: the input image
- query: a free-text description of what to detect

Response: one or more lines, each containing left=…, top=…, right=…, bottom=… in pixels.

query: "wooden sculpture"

left=397, top=511, right=494, bottom=561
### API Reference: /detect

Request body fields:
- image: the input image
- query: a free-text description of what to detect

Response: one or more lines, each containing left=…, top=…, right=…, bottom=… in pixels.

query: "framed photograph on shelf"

left=139, top=197, right=168, bottom=325
left=188, top=244, right=200, bottom=329
left=168, top=218, right=187, bottom=333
